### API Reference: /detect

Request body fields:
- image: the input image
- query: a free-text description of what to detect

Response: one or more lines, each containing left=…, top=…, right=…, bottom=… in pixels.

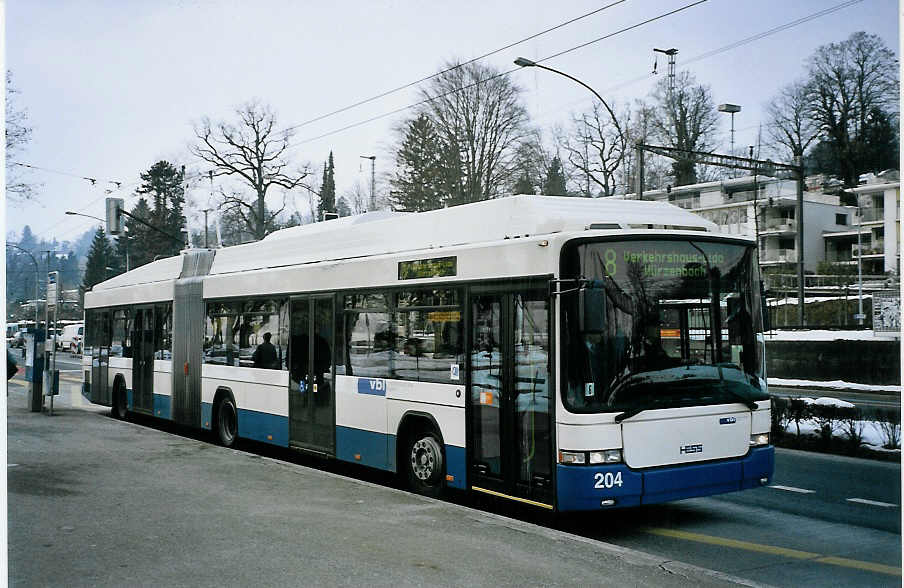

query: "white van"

left=59, top=323, right=84, bottom=354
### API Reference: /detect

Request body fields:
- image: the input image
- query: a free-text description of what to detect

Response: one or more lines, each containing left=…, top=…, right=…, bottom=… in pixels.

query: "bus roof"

left=208, top=195, right=717, bottom=276
left=88, top=195, right=718, bottom=293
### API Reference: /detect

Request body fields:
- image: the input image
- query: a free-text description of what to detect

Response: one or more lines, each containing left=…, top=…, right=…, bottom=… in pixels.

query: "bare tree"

left=559, top=102, right=629, bottom=197
left=191, top=100, right=310, bottom=240
left=419, top=60, right=529, bottom=205
left=6, top=71, right=35, bottom=201
left=621, top=99, right=672, bottom=192
left=806, top=32, right=898, bottom=186
left=648, top=71, right=720, bottom=186
left=341, top=180, right=369, bottom=215
left=765, top=80, right=820, bottom=161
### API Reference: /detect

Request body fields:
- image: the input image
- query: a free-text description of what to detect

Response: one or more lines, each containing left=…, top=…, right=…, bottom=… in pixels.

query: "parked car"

left=59, top=323, right=84, bottom=354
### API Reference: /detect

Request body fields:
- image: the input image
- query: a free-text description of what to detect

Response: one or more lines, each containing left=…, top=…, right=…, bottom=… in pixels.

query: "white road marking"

left=769, top=485, right=815, bottom=494
left=846, top=498, right=898, bottom=508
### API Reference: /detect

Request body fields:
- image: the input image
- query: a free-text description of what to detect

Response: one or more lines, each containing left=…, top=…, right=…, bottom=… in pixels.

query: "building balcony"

left=853, top=241, right=884, bottom=257
left=761, top=248, right=797, bottom=263
left=763, top=218, right=796, bottom=232
left=858, top=208, right=885, bottom=223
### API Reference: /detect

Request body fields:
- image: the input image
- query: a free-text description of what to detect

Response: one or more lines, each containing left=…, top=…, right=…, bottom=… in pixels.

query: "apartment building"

left=823, top=178, right=900, bottom=276
left=621, top=175, right=855, bottom=272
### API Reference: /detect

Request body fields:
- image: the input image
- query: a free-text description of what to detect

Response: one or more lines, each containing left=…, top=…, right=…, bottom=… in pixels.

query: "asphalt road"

left=8, top=373, right=901, bottom=587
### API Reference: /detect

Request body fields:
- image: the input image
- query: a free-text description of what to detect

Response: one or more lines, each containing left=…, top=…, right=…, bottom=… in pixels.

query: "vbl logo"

left=357, top=378, right=386, bottom=395
left=679, top=443, right=703, bottom=454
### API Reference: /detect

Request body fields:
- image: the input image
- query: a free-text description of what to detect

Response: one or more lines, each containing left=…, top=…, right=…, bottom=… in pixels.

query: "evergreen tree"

left=317, top=152, right=336, bottom=220
left=542, top=157, right=568, bottom=196
left=512, top=172, right=536, bottom=195
left=390, top=114, right=445, bottom=211
left=336, top=196, right=351, bottom=217
left=136, top=161, right=185, bottom=258
left=116, top=198, right=153, bottom=270
left=82, top=227, right=118, bottom=292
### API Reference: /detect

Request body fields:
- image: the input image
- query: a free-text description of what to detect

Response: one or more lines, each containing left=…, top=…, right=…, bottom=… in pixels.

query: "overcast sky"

left=5, top=0, right=899, bottom=248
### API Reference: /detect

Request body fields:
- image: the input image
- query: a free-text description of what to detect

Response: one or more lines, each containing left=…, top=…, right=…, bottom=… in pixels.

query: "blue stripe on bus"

left=555, top=446, right=774, bottom=511
left=201, top=402, right=212, bottom=430
left=237, top=409, right=289, bottom=447
left=153, top=394, right=172, bottom=420
left=445, top=445, right=466, bottom=489
left=337, top=426, right=391, bottom=471
left=126, top=388, right=134, bottom=410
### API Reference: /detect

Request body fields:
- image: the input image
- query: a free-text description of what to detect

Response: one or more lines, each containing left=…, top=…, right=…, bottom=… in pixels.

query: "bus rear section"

left=555, top=236, right=773, bottom=511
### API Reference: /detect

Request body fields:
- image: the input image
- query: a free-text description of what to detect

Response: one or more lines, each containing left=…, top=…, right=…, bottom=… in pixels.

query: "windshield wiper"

left=613, top=406, right=646, bottom=423
left=718, top=385, right=759, bottom=410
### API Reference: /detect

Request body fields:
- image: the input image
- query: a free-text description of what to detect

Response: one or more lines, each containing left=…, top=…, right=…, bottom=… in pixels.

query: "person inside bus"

left=252, top=332, right=280, bottom=369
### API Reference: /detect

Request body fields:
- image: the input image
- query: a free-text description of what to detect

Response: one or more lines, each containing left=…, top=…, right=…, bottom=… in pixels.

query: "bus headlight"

left=750, top=433, right=770, bottom=446
left=589, top=449, right=623, bottom=464
left=558, top=451, right=586, bottom=465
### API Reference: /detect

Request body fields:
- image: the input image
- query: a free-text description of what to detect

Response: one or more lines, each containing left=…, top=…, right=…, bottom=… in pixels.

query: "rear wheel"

left=405, top=429, right=445, bottom=497
left=216, top=397, right=238, bottom=448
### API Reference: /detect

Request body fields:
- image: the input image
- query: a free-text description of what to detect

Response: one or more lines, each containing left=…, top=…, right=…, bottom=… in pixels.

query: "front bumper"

left=556, top=445, right=774, bottom=511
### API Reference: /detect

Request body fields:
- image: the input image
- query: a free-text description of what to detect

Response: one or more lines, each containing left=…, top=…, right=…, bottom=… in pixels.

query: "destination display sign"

left=596, top=243, right=737, bottom=281
left=398, top=256, right=457, bottom=280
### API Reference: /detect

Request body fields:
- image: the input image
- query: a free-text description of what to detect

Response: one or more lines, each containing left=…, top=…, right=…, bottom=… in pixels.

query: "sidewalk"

left=6, top=379, right=762, bottom=587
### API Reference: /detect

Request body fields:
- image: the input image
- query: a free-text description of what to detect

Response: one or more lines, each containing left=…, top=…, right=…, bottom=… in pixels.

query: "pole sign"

left=47, top=271, right=59, bottom=309
left=873, top=290, right=901, bottom=333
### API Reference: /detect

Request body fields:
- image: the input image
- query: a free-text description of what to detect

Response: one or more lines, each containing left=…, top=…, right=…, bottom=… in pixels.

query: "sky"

left=4, top=0, right=900, bottom=249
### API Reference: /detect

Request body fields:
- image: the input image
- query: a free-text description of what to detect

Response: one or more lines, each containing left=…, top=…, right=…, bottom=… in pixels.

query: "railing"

left=852, top=241, right=884, bottom=257
left=761, top=249, right=797, bottom=262
left=725, top=190, right=766, bottom=202
left=858, top=208, right=885, bottom=223
left=763, top=273, right=894, bottom=291
left=764, top=218, right=795, bottom=231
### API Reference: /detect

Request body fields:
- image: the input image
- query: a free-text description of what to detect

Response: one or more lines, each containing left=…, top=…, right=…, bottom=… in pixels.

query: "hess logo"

left=679, top=443, right=703, bottom=455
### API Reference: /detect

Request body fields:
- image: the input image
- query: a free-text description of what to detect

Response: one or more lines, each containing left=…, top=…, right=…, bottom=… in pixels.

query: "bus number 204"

left=594, top=471, right=623, bottom=489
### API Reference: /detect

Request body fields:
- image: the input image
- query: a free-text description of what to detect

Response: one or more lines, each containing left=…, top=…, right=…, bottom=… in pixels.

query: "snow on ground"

left=769, top=294, right=872, bottom=306
left=765, top=329, right=897, bottom=341
left=805, top=396, right=856, bottom=408
left=768, top=377, right=901, bottom=393
left=785, top=418, right=901, bottom=453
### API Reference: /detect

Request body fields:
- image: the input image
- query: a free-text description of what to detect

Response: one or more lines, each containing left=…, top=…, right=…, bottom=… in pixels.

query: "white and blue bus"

left=82, top=195, right=773, bottom=511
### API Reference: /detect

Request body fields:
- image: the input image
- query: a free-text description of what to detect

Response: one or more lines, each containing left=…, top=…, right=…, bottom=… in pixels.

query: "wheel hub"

left=411, top=438, right=438, bottom=481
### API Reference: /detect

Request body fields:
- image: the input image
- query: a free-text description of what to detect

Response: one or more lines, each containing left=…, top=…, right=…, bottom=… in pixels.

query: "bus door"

left=130, top=306, right=155, bottom=414
left=288, top=295, right=336, bottom=453
left=469, top=287, right=552, bottom=507
left=90, top=310, right=111, bottom=406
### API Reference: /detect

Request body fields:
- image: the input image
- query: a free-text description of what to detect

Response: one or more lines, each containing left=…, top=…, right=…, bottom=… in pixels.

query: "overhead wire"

left=275, top=0, right=630, bottom=136
left=288, top=0, right=707, bottom=148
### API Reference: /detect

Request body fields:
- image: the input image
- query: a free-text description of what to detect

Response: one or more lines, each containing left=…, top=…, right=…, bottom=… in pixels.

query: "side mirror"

left=579, top=284, right=606, bottom=334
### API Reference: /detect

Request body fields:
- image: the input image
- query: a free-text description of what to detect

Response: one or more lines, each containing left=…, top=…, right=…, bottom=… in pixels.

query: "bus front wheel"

left=405, top=430, right=445, bottom=497
left=216, top=397, right=238, bottom=448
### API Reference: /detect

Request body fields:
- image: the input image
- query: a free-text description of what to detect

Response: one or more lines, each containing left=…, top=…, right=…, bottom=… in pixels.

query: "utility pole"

left=203, top=209, right=212, bottom=248
left=653, top=48, right=678, bottom=94
left=634, top=141, right=645, bottom=200
left=360, top=155, right=376, bottom=211
left=793, top=151, right=805, bottom=326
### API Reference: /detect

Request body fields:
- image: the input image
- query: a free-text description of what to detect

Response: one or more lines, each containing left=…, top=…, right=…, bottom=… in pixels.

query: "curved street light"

left=6, top=243, right=40, bottom=327
left=66, top=210, right=129, bottom=271
left=514, top=57, right=624, bottom=196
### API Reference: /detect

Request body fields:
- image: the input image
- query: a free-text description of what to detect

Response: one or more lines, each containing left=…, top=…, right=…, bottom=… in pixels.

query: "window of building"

left=779, top=238, right=795, bottom=250
left=836, top=213, right=848, bottom=225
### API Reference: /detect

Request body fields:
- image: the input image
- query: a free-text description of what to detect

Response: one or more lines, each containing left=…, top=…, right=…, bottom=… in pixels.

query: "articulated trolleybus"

left=83, top=195, right=773, bottom=511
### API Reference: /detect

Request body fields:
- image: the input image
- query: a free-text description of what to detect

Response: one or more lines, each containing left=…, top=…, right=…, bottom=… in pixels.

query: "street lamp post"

left=6, top=243, right=40, bottom=327
left=514, top=57, right=622, bottom=195
left=718, top=104, right=741, bottom=177
left=66, top=210, right=129, bottom=270
left=359, top=155, right=376, bottom=211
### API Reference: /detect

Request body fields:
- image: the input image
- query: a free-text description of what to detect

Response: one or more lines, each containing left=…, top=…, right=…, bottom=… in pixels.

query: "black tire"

left=112, top=386, right=128, bottom=420
left=405, top=429, right=445, bottom=497
left=216, top=396, right=238, bottom=448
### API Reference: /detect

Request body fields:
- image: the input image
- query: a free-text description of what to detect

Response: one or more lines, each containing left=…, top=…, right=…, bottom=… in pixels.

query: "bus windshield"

left=561, top=238, right=768, bottom=414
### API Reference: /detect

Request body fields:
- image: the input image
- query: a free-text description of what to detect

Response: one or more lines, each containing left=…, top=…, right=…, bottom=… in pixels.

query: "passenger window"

left=204, top=303, right=239, bottom=366
left=155, top=303, right=173, bottom=360
left=345, top=311, right=392, bottom=378
left=110, top=309, right=131, bottom=358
